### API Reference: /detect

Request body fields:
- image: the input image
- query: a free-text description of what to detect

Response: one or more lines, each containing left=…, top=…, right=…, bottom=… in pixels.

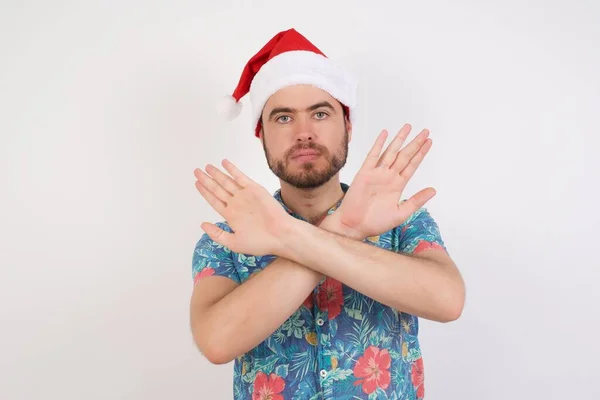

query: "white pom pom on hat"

left=218, top=28, right=357, bottom=138
left=217, top=95, right=243, bottom=120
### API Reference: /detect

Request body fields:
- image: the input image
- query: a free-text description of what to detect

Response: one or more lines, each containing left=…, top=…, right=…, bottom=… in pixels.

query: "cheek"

left=325, top=132, right=346, bottom=149
left=264, top=137, right=289, bottom=158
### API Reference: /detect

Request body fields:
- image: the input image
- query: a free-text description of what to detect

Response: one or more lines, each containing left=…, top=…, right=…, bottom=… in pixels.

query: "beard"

left=262, top=128, right=349, bottom=189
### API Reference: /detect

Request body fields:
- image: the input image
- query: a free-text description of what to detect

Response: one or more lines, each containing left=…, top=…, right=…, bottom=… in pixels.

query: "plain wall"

left=1, top=0, right=599, bottom=398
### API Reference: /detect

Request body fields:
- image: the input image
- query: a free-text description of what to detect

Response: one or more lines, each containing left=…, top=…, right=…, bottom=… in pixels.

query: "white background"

left=1, top=0, right=599, bottom=399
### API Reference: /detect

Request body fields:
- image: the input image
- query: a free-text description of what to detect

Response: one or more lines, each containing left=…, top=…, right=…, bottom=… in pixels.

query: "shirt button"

left=320, top=370, right=327, bottom=378
left=316, top=318, right=324, bottom=326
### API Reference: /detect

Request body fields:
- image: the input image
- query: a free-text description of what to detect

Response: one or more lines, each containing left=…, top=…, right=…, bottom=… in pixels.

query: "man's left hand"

left=327, top=124, right=437, bottom=240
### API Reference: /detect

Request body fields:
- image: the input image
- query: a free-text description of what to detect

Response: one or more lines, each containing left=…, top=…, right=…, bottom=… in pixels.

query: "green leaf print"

left=241, top=369, right=257, bottom=384
left=391, top=363, right=406, bottom=390
left=344, top=290, right=363, bottom=310
left=289, top=351, right=316, bottom=381
left=365, top=387, right=391, bottom=399
left=210, top=237, right=231, bottom=253
left=324, top=368, right=353, bottom=383
left=275, top=364, right=289, bottom=378
left=281, top=312, right=305, bottom=339
left=238, top=265, right=249, bottom=281
left=292, top=381, right=320, bottom=400
left=369, top=330, right=381, bottom=346
left=380, top=335, right=393, bottom=348
left=406, top=348, right=421, bottom=362
left=320, top=333, right=332, bottom=348
left=389, top=349, right=401, bottom=360
left=347, top=319, right=374, bottom=352
left=272, top=329, right=287, bottom=344
left=322, top=348, right=338, bottom=359
left=376, top=387, right=390, bottom=399
left=237, top=254, right=256, bottom=266
left=266, top=334, right=296, bottom=357
left=255, top=354, right=280, bottom=375
left=344, top=306, right=363, bottom=320
left=233, top=384, right=242, bottom=398
left=329, top=318, right=338, bottom=337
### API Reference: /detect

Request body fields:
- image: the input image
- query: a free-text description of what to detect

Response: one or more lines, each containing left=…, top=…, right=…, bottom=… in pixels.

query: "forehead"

left=263, top=84, right=341, bottom=111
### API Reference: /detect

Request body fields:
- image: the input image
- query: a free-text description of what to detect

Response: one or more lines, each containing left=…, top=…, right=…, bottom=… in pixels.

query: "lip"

left=291, top=150, right=320, bottom=159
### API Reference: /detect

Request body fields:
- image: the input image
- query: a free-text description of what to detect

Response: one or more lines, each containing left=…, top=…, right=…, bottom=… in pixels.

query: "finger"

left=194, top=179, right=227, bottom=216
left=390, top=128, right=430, bottom=173
left=398, top=138, right=433, bottom=182
left=205, top=164, right=242, bottom=194
left=396, top=187, right=437, bottom=222
left=377, top=124, right=412, bottom=168
left=221, top=159, right=254, bottom=187
left=200, top=222, right=235, bottom=249
left=360, top=129, right=388, bottom=170
left=195, top=168, right=233, bottom=203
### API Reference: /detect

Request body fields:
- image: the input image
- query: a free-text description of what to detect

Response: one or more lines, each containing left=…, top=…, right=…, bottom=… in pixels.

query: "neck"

left=278, top=177, right=345, bottom=225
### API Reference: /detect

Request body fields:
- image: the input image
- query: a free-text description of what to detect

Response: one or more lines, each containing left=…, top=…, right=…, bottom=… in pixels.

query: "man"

left=190, top=28, right=465, bottom=400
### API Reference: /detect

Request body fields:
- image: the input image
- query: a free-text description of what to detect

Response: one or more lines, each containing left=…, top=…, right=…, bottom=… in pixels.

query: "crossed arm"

left=282, top=215, right=464, bottom=322
left=190, top=212, right=464, bottom=364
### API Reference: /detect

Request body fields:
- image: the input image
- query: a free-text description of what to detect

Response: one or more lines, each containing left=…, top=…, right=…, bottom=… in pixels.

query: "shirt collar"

left=273, top=182, right=350, bottom=221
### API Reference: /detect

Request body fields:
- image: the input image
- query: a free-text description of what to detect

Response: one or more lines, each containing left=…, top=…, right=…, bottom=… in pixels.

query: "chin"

left=296, top=164, right=325, bottom=174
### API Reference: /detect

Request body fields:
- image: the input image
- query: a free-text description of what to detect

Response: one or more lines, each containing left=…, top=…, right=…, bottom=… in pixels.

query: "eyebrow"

left=267, top=101, right=336, bottom=121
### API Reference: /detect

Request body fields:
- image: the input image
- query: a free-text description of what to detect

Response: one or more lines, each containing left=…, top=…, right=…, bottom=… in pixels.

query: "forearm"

left=278, top=218, right=464, bottom=322
left=198, top=258, right=322, bottom=364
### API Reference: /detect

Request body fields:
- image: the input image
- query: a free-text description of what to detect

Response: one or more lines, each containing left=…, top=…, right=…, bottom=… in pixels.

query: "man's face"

left=259, top=84, right=352, bottom=189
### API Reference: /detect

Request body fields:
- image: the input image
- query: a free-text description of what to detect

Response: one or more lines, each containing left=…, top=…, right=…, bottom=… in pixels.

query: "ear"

left=256, top=115, right=265, bottom=141
left=346, top=116, right=353, bottom=143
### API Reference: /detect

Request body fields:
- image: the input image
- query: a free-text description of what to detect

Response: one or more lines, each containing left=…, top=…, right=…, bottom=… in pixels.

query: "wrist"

left=275, top=218, right=328, bottom=280
left=319, top=213, right=365, bottom=241
left=274, top=216, right=305, bottom=258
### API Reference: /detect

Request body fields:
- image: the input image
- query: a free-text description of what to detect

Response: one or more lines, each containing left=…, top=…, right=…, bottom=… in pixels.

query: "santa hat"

left=218, top=28, right=358, bottom=137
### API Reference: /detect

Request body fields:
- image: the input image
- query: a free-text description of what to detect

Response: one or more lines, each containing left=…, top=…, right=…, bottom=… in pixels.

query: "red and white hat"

left=218, top=28, right=358, bottom=137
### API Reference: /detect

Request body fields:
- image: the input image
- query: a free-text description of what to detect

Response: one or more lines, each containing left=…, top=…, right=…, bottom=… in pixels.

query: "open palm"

left=194, top=159, right=292, bottom=256
left=335, top=124, right=437, bottom=239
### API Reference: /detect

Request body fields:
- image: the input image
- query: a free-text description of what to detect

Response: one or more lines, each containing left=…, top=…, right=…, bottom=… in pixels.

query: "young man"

left=190, top=28, right=465, bottom=400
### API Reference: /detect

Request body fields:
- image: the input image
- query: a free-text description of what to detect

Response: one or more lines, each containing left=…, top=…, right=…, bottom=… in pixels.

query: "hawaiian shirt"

left=192, top=183, right=448, bottom=400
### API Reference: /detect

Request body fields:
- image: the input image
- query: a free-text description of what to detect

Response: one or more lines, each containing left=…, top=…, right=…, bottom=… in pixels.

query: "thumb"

left=201, top=222, right=235, bottom=248
left=396, top=187, right=437, bottom=222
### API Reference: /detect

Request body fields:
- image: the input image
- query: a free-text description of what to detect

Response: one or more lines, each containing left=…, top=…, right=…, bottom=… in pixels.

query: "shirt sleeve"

left=191, top=222, right=241, bottom=285
left=397, top=208, right=448, bottom=255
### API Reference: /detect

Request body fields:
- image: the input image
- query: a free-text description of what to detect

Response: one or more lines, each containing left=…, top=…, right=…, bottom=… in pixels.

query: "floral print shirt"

left=192, top=183, right=448, bottom=399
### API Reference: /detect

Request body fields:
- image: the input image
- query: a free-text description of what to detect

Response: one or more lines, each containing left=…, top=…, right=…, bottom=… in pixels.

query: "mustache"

left=286, top=142, right=326, bottom=158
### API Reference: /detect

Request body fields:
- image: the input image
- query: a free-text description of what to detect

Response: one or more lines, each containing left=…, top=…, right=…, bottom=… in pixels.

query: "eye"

left=314, top=111, right=328, bottom=120
left=276, top=115, right=291, bottom=123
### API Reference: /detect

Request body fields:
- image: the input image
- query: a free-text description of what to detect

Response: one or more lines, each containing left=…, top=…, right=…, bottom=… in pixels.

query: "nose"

left=295, top=131, right=313, bottom=142
left=293, top=117, right=314, bottom=142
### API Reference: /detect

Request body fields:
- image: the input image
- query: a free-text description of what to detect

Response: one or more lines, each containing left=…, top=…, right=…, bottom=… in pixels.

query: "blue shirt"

left=192, top=183, right=448, bottom=399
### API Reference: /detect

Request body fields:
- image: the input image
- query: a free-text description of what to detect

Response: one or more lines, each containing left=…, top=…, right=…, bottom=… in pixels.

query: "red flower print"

left=193, top=267, right=214, bottom=284
left=411, top=357, right=425, bottom=398
left=353, top=346, right=391, bottom=395
left=252, top=371, right=285, bottom=400
left=414, top=240, right=444, bottom=254
left=317, top=278, right=343, bottom=319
